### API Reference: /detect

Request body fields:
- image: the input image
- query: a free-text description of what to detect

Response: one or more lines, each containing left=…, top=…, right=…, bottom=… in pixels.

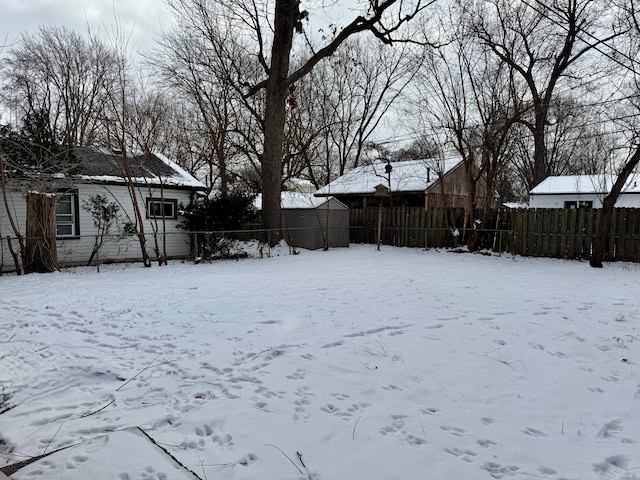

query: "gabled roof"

left=254, top=192, right=346, bottom=210
left=315, top=157, right=463, bottom=196
left=73, top=147, right=206, bottom=190
left=530, top=174, right=640, bottom=195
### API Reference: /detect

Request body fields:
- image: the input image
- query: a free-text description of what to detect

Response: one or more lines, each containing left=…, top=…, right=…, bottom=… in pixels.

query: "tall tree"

left=151, top=8, right=264, bottom=193
left=590, top=0, right=640, bottom=267
left=470, top=0, right=621, bottom=189
left=284, top=36, right=424, bottom=187
left=258, top=0, right=431, bottom=243
left=412, top=15, right=523, bottom=243
left=164, top=0, right=433, bottom=243
left=0, top=25, right=118, bottom=148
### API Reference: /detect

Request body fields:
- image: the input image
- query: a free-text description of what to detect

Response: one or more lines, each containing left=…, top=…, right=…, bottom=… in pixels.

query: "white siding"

left=529, top=193, right=640, bottom=209
left=529, top=193, right=604, bottom=208
left=1, top=182, right=197, bottom=271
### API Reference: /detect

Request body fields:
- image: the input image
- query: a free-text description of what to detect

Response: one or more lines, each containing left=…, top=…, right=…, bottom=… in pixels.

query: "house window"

left=564, top=200, right=593, bottom=209
left=146, top=198, right=178, bottom=219
left=56, top=191, right=80, bottom=237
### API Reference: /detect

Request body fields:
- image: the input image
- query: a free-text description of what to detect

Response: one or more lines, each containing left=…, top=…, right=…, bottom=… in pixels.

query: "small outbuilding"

left=529, top=174, right=640, bottom=208
left=254, top=192, right=349, bottom=250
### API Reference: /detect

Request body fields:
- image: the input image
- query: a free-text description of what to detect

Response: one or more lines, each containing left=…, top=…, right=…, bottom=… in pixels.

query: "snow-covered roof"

left=530, top=174, right=640, bottom=195
left=73, top=147, right=206, bottom=190
left=253, top=192, right=344, bottom=210
left=315, top=157, right=463, bottom=196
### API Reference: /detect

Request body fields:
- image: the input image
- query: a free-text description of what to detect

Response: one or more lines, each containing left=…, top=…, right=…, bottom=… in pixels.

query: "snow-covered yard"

left=1, top=245, right=639, bottom=479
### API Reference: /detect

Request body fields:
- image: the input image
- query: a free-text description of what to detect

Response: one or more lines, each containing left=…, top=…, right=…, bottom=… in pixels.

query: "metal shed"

left=254, top=193, right=349, bottom=250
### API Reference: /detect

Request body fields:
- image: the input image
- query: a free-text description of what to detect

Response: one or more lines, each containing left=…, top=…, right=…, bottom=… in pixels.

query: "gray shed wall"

left=282, top=206, right=349, bottom=250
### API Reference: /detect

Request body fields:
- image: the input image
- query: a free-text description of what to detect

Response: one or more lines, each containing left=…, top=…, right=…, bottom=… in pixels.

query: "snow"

left=77, top=150, right=206, bottom=190
left=1, top=246, right=640, bottom=479
left=530, top=174, right=640, bottom=195
left=253, top=192, right=343, bottom=210
left=153, top=152, right=208, bottom=190
left=315, top=157, right=462, bottom=196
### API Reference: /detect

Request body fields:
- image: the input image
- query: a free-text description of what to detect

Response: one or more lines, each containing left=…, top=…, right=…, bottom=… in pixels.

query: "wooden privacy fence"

left=349, top=207, right=640, bottom=262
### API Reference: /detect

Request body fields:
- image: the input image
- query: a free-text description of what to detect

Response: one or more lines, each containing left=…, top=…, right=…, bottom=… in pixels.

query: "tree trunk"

left=261, top=0, right=299, bottom=246
left=531, top=114, right=549, bottom=188
left=25, top=192, right=59, bottom=273
left=590, top=147, right=640, bottom=268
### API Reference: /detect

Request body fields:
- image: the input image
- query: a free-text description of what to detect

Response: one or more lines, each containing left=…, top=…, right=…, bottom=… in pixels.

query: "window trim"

left=56, top=190, right=80, bottom=239
left=146, top=198, right=178, bottom=220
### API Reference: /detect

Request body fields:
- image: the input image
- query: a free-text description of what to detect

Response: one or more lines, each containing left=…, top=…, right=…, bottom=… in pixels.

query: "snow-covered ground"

left=1, top=245, right=639, bottom=480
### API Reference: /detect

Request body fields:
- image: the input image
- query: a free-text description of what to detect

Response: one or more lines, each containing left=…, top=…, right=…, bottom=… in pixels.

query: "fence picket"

left=348, top=206, right=640, bottom=263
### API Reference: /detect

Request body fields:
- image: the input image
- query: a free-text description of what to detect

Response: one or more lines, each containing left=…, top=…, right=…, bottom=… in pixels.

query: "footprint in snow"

left=440, top=425, right=466, bottom=437
left=444, top=447, right=477, bottom=463
left=482, top=461, right=520, bottom=478
left=477, top=439, right=497, bottom=448
left=523, top=427, right=548, bottom=437
left=593, top=455, right=628, bottom=474
left=597, top=419, right=623, bottom=439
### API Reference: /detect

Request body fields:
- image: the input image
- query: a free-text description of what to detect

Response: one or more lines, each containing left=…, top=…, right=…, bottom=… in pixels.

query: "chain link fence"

left=0, top=223, right=353, bottom=273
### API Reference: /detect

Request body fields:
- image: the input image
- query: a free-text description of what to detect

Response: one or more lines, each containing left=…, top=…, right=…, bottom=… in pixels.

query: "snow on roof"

left=530, top=174, right=640, bottom=195
left=315, top=157, right=462, bottom=196
left=153, top=152, right=207, bottom=190
left=74, top=147, right=206, bottom=190
left=253, top=192, right=341, bottom=210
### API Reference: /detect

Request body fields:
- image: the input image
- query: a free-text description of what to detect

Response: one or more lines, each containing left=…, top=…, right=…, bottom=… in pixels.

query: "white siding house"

left=1, top=147, right=206, bottom=271
left=529, top=175, right=640, bottom=209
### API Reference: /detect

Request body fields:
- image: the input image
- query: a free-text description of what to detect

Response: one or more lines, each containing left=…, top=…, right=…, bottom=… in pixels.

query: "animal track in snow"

left=598, top=419, right=623, bottom=439
left=477, top=439, right=497, bottom=448
left=482, top=461, right=520, bottom=478
left=286, top=369, right=306, bottom=380
left=440, top=425, right=466, bottom=437
left=344, top=325, right=405, bottom=338
left=382, top=384, right=402, bottom=391
left=292, top=386, right=313, bottom=422
left=444, top=447, right=477, bottom=463
left=319, top=402, right=365, bottom=420
left=538, top=466, right=557, bottom=476
left=593, top=455, right=628, bottom=474
left=194, top=423, right=233, bottom=449
left=420, top=407, right=439, bottom=415
left=330, top=392, right=350, bottom=401
left=523, top=427, right=548, bottom=437
left=380, top=414, right=426, bottom=447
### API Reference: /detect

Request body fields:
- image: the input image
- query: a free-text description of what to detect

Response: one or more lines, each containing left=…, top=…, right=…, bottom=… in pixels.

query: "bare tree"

left=470, top=0, right=622, bottom=189
left=278, top=36, right=423, bottom=189
left=165, top=0, right=432, bottom=243
left=101, top=25, right=152, bottom=267
left=412, top=15, right=523, bottom=248
left=150, top=11, right=263, bottom=193
left=0, top=25, right=118, bottom=148
left=591, top=0, right=640, bottom=267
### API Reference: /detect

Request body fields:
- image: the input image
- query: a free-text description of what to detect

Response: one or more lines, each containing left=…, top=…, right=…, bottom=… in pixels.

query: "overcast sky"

left=1, top=0, right=175, bottom=53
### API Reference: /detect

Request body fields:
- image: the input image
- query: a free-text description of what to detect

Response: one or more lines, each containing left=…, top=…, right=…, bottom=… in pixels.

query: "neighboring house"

left=254, top=192, right=349, bottom=250
left=0, top=146, right=206, bottom=271
left=283, top=177, right=317, bottom=194
left=314, top=157, right=491, bottom=210
left=529, top=174, right=640, bottom=209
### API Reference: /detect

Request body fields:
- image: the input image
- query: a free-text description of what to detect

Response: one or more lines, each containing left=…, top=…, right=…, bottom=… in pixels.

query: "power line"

left=521, top=0, right=639, bottom=76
